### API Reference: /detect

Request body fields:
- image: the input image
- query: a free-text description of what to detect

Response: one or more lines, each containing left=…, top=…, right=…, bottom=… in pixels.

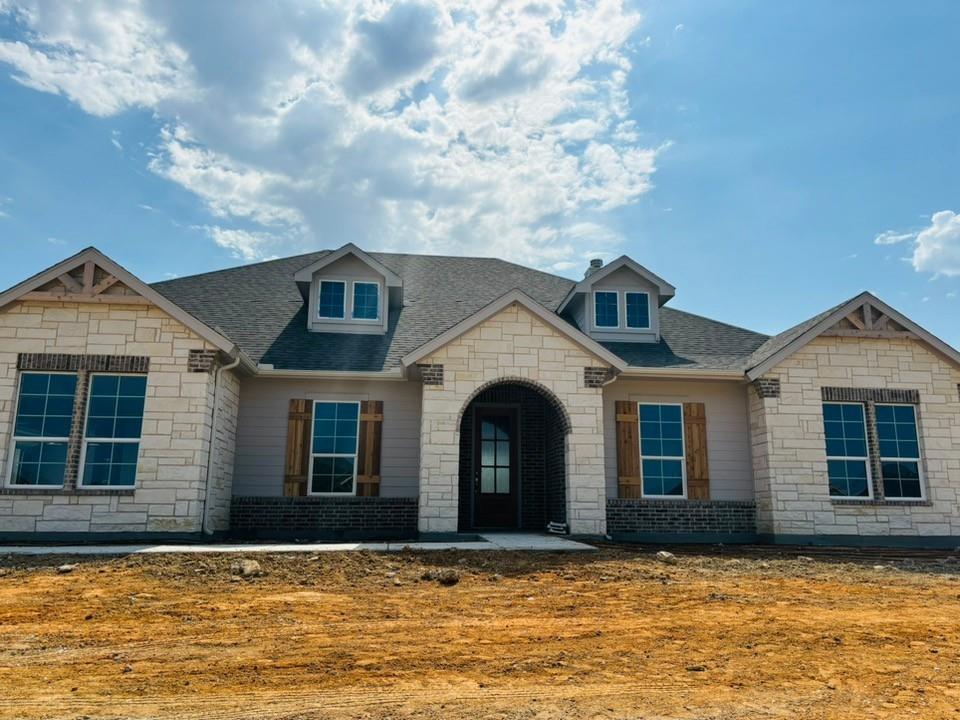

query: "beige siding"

left=603, top=378, right=754, bottom=501
left=233, top=376, right=422, bottom=497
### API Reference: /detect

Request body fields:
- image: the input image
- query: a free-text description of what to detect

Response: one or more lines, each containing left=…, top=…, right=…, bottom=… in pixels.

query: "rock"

left=0, top=568, right=8, bottom=577
left=435, top=568, right=460, bottom=586
left=797, top=556, right=815, bottom=563
left=685, top=665, right=707, bottom=672
left=655, top=551, right=678, bottom=566
left=122, top=665, right=133, bottom=674
left=57, top=564, right=78, bottom=574
left=230, top=559, right=262, bottom=578
left=873, top=565, right=887, bottom=571
left=393, top=577, right=402, bottom=586
left=491, top=573, right=503, bottom=582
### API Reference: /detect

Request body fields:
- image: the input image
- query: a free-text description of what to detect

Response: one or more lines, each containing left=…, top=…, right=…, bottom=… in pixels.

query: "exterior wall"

left=204, top=369, right=240, bottom=533
left=230, top=496, right=417, bottom=540
left=233, top=376, right=421, bottom=498
left=307, top=254, right=387, bottom=335
left=749, top=336, right=960, bottom=538
left=606, top=499, right=757, bottom=539
left=603, top=378, right=754, bottom=501
left=418, top=302, right=610, bottom=535
left=588, top=266, right=659, bottom=343
left=0, top=300, right=220, bottom=535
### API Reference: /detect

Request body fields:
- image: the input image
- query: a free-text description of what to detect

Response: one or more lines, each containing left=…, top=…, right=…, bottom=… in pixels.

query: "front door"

left=473, top=407, right=519, bottom=528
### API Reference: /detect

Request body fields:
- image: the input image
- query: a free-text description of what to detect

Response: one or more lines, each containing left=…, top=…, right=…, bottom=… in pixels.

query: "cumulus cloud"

left=0, top=0, right=661, bottom=268
left=873, top=211, right=960, bottom=278
left=873, top=229, right=914, bottom=245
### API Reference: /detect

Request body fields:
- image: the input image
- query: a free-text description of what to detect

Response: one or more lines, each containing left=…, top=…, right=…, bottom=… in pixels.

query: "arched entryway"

left=457, top=378, right=571, bottom=531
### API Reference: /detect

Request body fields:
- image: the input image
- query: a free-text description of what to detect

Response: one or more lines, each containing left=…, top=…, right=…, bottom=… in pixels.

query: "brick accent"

left=753, top=377, right=780, bottom=398
left=583, top=367, right=613, bottom=388
left=63, top=370, right=90, bottom=488
left=417, top=363, right=444, bottom=386
left=188, top=349, right=219, bottom=373
left=17, top=353, right=149, bottom=373
left=229, top=496, right=418, bottom=540
left=606, top=499, right=757, bottom=536
left=821, top=386, right=920, bottom=404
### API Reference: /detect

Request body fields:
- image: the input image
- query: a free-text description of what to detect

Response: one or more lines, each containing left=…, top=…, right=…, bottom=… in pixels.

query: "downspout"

left=201, top=352, right=242, bottom=536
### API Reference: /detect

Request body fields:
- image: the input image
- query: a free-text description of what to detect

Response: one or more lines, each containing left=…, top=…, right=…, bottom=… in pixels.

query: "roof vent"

left=584, top=258, right=603, bottom=278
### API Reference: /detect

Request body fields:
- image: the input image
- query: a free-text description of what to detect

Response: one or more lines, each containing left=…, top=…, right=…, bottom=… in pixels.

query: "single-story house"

left=1, top=245, right=958, bottom=546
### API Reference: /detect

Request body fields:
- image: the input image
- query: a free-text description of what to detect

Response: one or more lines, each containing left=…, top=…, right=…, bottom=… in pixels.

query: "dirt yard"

left=1, top=545, right=959, bottom=720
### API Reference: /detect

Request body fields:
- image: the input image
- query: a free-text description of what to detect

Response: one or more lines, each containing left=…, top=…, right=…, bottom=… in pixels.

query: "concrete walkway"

left=0, top=532, right=596, bottom=556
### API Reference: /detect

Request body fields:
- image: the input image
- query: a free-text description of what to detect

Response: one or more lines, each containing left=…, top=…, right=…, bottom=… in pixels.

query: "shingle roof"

left=151, top=251, right=769, bottom=373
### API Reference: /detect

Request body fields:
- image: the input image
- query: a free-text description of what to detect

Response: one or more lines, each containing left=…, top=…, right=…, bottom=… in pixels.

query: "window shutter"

left=683, top=402, right=710, bottom=499
left=356, top=400, right=383, bottom=497
left=615, top=400, right=641, bottom=498
left=284, top=399, right=312, bottom=497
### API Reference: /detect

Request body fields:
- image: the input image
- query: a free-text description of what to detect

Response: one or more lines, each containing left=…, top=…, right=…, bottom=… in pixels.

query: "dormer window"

left=594, top=291, right=619, bottom=328
left=318, top=280, right=346, bottom=319
left=352, top=282, right=380, bottom=321
left=625, top=292, right=650, bottom=329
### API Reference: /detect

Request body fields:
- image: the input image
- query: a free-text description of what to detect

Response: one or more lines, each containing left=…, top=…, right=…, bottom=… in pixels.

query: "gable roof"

left=558, top=255, right=677, bottom=313
left=745, top=291, right=960, bottom=380
left=401, top=289, right=628, bottom=371
left=292, top=242, right=403, bottom=286
left=0, top=247, right=238, bottom=355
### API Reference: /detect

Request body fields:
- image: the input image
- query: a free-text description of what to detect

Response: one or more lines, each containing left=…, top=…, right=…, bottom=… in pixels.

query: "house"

left=1, top=244, right=959, bottom=546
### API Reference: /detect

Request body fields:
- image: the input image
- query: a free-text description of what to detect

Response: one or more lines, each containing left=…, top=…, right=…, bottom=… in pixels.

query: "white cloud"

left=874, top=229, right=914, bottom=245
left=912, top=210, right=960, bottom=278
left=0, top=0, right=662, bottom=268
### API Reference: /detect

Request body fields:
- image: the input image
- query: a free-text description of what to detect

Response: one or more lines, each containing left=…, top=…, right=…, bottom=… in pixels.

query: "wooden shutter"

left=283, top=399, right=312, bottom=497
left=615, top=400, right=641, bottom=498
left=356, top=400, right=383, bottom=497
left=683, top=402, right=710, bottom=499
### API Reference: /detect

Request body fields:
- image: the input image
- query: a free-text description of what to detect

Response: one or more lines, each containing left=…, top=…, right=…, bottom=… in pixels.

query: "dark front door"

left=473, top=407, right=519, bottom=528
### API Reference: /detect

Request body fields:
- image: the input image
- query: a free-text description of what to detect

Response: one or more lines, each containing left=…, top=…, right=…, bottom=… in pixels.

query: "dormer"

left=558, top=256, right=676, bottom=343
left=293, top=243, right=402, bottom=335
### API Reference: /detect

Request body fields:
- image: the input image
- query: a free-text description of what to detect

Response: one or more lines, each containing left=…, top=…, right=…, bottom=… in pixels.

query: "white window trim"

left=593, top=290, right=620, bottom=328
left=823, top=402, right=874, bottom=500
left=624, top=291, right=652, bottom=330
left=350, top=281, right=381, bottom=322
left=638, top=402, right=688, bottom=499
left=317, top=279, right=347, bottom=320
left=307, top=399, right=360, bottom=496
left=76, top=373, right=144, bottom=489
left=875, top=402, right=925, bottom=501
left=6, top=371, right=76, bottom=489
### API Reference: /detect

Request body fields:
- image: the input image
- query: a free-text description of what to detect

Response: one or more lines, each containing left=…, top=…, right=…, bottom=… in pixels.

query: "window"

left=625, top=292, right=650, bottom=329
left=9, top=373, right=76, bottom=486
left=318, top=280, right=346, bottom=319
left=822, top=403, right=870, bottom=498
left=594, top=291, right=619, bottom=328
left=80, top=375, right=147, bottom=487
left=480, top=416, right=511, bottom=494
left=876, top=404, right=922, bottom=499
left=310, top=401, right=359, bottom=494
left=638, top=403, right=685, bottom=497
left=352, top=282, right=380, bottom=320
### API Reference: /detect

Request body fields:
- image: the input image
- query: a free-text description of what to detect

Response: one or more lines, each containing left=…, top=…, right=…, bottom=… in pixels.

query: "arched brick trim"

left=455, top=376, right=573, bottom=434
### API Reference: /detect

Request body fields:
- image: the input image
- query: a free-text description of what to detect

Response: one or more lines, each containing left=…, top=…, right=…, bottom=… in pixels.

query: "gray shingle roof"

left=152, top=251, right=769, bottom=373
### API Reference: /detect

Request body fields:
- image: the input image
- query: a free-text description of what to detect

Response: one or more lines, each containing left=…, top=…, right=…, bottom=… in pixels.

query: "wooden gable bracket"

left=824, top=301, right=917, bottom=340
left=24, top=261, right=149, bottom=305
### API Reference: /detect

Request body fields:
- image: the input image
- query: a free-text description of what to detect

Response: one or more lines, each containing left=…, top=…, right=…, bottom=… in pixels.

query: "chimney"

left=584, top=258, right=603, bottom=278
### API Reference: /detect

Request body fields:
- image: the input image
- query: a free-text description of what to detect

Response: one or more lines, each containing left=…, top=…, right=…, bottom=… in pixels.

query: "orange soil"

left=0, top=547, right=958, bottom=719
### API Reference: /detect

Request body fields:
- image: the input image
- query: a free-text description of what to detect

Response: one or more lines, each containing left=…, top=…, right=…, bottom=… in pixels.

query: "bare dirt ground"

left=1, top=544, right=959, bottom=720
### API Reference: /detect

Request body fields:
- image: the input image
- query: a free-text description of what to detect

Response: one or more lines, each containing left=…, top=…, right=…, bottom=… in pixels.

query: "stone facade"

left=417, top=302, right=610, bottom=535
left=749, top=335, right=960, bottom=538
left=0, top=300, right=230, bottom=535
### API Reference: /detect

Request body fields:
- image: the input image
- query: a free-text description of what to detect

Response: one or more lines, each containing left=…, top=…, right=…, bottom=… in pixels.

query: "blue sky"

left=0, top=1, right=957, bottom=344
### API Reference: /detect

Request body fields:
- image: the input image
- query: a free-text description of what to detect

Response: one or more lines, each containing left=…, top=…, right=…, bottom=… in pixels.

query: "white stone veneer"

left=749, top=336, right=960, bottom=537
left=417, top=302, right=610, bottom=535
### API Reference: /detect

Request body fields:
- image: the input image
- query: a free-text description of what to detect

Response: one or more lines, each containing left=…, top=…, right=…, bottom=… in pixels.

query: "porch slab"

left=0, top=534, right=596, bottom=555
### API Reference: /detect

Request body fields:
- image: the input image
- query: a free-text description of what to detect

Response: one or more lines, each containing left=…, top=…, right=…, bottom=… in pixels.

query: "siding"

left=603, top=378, right=753, bottom=501
left=234, top=377, right=421, bottom=497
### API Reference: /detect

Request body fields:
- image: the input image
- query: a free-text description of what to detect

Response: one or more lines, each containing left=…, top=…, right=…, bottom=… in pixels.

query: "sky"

left=0, top=0, right=957, bottom=344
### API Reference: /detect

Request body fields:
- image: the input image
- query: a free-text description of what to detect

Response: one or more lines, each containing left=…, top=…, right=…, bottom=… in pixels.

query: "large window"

left=80, top=375, right=147, bottom=487
left=352, top=282, right=380, bottom=320
left=594, top=291, right=619, bottom=328
left=310, top=401, right=359, bottom=494
left=822, top=403, right=870, bottom=498
left=9, top=372, right=76, bottom=486
left=876, top=404, right=923, bottom=500
left=625, top=292, right=650, bottom=329
left=318, top=280, right=346, bottom=319
left=639, top=403, right=685, bottom=497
